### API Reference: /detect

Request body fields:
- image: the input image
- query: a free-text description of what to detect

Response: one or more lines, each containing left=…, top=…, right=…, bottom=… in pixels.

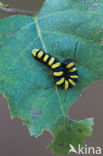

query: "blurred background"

left=0, top=0, right=103, bottom=156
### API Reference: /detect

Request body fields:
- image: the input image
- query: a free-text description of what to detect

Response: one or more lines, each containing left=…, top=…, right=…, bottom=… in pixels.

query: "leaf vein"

left=35, top=16, right=47, bottom=52
left=39, top=9, right=103, bottom=21
left=41, top=30, right=100, bottom=45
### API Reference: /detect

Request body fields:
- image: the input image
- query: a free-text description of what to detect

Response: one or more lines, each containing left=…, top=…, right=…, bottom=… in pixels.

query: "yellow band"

left=37, top=51, right=44, bottom=59
left=70, top=75, right=79, bottom=79
left=65, top=80, right=69, bottom=90
left=69, top=79, right=76, bottom=86
left=43, top=54, right=49, bottom=62
left=51, top=62, right=61, bottom=69
left=69, top=67, right=77, bottom=72
left=48, top=57, right=55, bottom=65
left=56, top=77, right=65, bottom=85
left=66, top=62, right=74, bottom=69
left=53, top=71, right=63, bottom=76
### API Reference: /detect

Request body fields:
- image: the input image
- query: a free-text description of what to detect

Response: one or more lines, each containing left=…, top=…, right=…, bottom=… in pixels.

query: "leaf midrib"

left=35, top=16, right=67, bottom=147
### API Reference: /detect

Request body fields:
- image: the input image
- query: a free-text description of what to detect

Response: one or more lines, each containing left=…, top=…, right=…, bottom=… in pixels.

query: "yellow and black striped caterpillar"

left=32, top=49, right=79, bottom=90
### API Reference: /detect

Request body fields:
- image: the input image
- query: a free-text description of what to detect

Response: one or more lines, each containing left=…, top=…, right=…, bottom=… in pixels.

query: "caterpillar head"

left=32, top=49, right=40, bottom=56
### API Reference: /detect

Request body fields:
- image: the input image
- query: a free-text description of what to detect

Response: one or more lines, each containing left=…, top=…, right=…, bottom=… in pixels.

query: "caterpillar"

left=32, top=49, right=79, bottom=90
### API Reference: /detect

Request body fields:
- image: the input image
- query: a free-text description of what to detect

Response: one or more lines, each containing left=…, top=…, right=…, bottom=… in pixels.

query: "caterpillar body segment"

left=32, top=49, right=59, bottom=68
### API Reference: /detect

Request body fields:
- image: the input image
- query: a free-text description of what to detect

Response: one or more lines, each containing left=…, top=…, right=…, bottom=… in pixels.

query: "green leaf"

left=0, top=1, right=7, bottom=8
left=49, top=117, right=93, bottom=154
left=0, top=0, right=103, bottom=154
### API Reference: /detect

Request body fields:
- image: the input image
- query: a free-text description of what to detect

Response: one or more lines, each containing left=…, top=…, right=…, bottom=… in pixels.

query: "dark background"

left=0, top=0, right=103, bottom=156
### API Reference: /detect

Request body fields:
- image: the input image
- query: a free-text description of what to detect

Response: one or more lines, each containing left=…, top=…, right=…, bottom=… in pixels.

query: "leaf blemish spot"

left=91, top=1, right=98, bottom=8
left=52, top=41, right=60, bottom=49
left=78, top=128, right=82, bottom=133
left=8, top=68, right=13, bottom=73
left=10, top=28, right=20, bottom=35
left=31, top=109, right=41, bottom=120
left=68, top=127, right=72, bottom=132
left=58, top=144, right=64, bottom=147
left=81, top=93, right=85, bottom=97
left=2, top=34, right=7, bottom=38
left=69, top=120, right=73, bottom=124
